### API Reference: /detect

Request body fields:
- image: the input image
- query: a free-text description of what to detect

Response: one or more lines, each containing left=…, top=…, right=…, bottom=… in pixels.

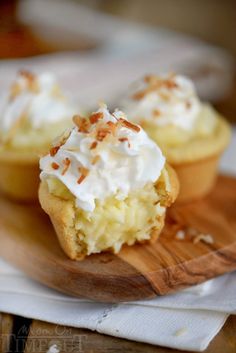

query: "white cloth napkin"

left=0, top=264, right=234, bottom=352
left=0, top=130, right=235, bottom=352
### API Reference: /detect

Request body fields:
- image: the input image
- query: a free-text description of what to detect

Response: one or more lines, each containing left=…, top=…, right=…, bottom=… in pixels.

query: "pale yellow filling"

left=142, top=105, right=231, bottom=164
left=0, top=120, right=72, bottom=152
left=46, top=170, right=170, bottom=255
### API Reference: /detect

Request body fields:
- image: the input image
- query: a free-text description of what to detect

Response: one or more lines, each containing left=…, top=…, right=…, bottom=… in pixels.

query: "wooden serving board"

left=0, top=174, right=236, bottom=303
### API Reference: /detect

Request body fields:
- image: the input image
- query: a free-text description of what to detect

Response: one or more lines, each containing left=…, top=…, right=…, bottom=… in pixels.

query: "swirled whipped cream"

left=40, top=105, right=166, bottom=212
left=0, top=70, right=77, bottom=133
left=121, top=74, right=201, bottom=131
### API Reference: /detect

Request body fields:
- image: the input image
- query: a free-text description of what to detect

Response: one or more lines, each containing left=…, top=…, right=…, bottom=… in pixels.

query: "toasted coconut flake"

left=50, top=146, right=60, bottom=157
left=77, top=175, right=86, bottom=184
left=51, top=162, right=60, bottom=170
left=19, top=70, right=39, bottom=93
left=89, top=112, right=103, bottom=124
left=78, top=167, right=89, bottom=176
left=165, top=79, right=178, bottom=90
left=96, top=128, right=110, bottom=142
left=90, top=141, right=98, bottom=150
left=106, top=121, right=117, bottom=135
left=144, top=75, right=155, bottom=84
left=119, top=118, right=140, bottom=132
left=132, top=91, right=146, bottom=100
left=62, top=158, right=71, bottom=175
left=133, top=74, right=178, bottom=100
left=49, top=131, right=71, bottom=157
left=91, top=155, right=100, bottom=165
left=19, top=70, right=35, bottom=81
left=73, top=115, right=90, bottom=133
left=77, top=167, right=89, bottom=184
left=119, top=137, right=131, bottom=147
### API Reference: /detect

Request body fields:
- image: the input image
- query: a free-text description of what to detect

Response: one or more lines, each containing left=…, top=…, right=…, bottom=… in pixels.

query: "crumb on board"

left=193, top=234, right=214, bottom=244
left=174, top=327, right=188, bottom=337
left=175, top=230, right=186, bottom=240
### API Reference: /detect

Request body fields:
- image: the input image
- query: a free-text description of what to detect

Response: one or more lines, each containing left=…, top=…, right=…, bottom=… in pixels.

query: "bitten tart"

left=0, top=70, right=77, bottom=201
left=121, top=73, right=231, bottom=202
left=39, top=105, right=179, bottom=260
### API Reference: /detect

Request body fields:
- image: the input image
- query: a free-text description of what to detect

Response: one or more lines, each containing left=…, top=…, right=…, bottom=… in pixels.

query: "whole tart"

left=0, top=70, right=77, bottom=201
left=121, top=74, right=231, bottom=202
left=39, top=105, right=179, bottom=260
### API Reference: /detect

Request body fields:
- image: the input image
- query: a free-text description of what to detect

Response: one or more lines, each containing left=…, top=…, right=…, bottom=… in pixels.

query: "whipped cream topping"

left=0, top=71, right=77, bottom=133
left=121, top=74, right=201, bottom=131
left=40, top=105, right=166, bottom=212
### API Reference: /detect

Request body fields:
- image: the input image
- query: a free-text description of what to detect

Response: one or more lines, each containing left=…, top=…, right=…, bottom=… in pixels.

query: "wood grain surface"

left=0, top=175, right=236, bottom=303
left=0, top=313, right=14, bottom=353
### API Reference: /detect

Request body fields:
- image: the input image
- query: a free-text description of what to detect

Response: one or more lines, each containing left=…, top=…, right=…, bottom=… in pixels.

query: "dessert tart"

left=0, top=70, right=77, bottom=201
left=121, top=74, right=231, bottom=202
left=39, top=105, right=179, bottom=260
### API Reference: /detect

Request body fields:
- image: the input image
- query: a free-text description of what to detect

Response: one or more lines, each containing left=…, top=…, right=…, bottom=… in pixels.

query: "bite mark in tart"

left=39, top=105, right=179, bottom=260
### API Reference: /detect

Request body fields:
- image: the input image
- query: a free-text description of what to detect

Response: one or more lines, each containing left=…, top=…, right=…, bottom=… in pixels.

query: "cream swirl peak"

left=40, top=105, right=166, bottom=212
left=0, top=70, right=77, bottom=133
left=121, top=74, right=201, bottom=131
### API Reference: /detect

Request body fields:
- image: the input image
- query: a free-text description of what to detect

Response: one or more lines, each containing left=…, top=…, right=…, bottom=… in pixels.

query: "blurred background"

left=0, top=0, right=235, bottom=120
